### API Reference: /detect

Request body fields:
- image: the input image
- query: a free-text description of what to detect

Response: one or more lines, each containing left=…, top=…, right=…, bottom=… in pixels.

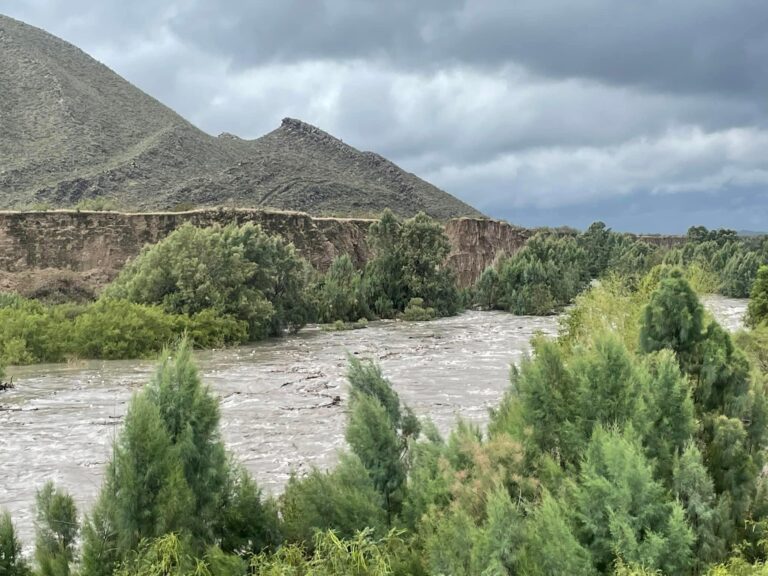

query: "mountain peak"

left=0, top=15, right=482, bottom=219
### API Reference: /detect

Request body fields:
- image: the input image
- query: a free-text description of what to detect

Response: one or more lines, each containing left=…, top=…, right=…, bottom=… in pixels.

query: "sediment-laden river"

left=0, top=297, right=747, bottom=545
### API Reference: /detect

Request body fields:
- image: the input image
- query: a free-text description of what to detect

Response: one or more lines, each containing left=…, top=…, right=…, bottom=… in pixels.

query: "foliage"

left=0, top=295, right=249, bottom=365
left=363, top=210, right=460, bottom=318
left=34, top=482, right=78, bottom=576
left=493, top=231, right=588, bottom=315
left=0, top=511, right=30, bottom=576
left=572, top=427, right=694, bottom=574
left=345, top=358, right=420, bottom=524
left=280, top=455, right=386, bottom=549
left=249, top=529, right=412, bottom=575
left=665, top=227, right=765, bottom=298
left=105, top=222, right=311, bottom=339
left=315, top=254, right=368, bottom=323
left=474, top=266, right=500, bottom=311
left=640, top=268, right=705, bottom=366
left=401, top=298, right=436, bottom=321
left=747, top=266, right=768, bottom=327
left=81, top=338, right=277, bottom=575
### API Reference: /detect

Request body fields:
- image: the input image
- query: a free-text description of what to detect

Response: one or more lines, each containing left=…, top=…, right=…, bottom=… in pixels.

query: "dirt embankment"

left=0, top=209, right=685, bottom=297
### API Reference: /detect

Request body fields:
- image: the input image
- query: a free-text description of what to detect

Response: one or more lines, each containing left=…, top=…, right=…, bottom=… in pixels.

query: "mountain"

left=0, top=14, right=482, bottom=219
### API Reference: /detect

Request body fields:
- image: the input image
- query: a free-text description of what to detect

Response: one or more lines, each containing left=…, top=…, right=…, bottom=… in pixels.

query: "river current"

left=0, top=297, right=747, bottom=545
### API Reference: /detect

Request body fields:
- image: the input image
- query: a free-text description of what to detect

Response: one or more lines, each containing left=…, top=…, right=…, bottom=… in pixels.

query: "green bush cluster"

left=4, top=270, right=768, bottom=574
left=0, top=213, right=465, bottom=366
left=309, top=210, right=461, bottom=325
left=664, top=226, right=767, bottom=297
left=0, top=296, right=247, bottom=365
left=472, top=222, right=667, bottom=315
left=105, top=222, right=312, bottom=339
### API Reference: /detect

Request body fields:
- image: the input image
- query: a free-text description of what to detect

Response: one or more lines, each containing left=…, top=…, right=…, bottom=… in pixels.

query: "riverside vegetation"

left=1, top=216, right=766, bottom=369
left=3, top=215, right=768, bottom=575
left=4, top=263, right=768, bottom=574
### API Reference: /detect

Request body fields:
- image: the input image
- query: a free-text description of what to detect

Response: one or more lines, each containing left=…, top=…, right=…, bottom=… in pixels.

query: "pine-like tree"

left=81, top=338, right=276, bottom=576
left=34, top=482, right=78, bottom=576
left=640, top=269, right=705, bottom=369
left=345, top=358, right=420, bottom=524
left=747, top=265, right=768, bottom=327
left=0, top=511, right=30, bottom=576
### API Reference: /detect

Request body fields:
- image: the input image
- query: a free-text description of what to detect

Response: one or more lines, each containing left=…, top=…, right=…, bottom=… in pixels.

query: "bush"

left=280, top=455, right=386, bottom=549
left=482, top=231, right=588, bottom=315
left=401, top=298, right=436, bottom=321
left=105, top=223, right=311, bottom=339
left=0, top=511, right=29, bottom=576
left=316, top=254, right=367, bottom=323
left=363, top=210, right=460, bottom=318
left=747, top=265, right=768, bottom=327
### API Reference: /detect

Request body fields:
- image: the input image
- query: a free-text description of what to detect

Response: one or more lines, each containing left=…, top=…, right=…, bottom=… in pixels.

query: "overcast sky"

left=4, top=1, right=768, bottom=232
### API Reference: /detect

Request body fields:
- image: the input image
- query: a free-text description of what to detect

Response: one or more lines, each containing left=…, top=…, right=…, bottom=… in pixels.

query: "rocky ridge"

left=0, top=14, right=481, bottom=219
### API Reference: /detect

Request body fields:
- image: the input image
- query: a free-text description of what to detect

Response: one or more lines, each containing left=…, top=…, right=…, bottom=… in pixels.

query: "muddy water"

left=0, top=298, right=748, bottom=546
left=1, top=311, right=558, bottom=545
left=701, top=294, right=748, bottom=332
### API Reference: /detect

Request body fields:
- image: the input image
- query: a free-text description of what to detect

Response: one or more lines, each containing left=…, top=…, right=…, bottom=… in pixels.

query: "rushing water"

left=1, top=310, right=558, bottom=545
left=0, top=298, right=748, bottom=546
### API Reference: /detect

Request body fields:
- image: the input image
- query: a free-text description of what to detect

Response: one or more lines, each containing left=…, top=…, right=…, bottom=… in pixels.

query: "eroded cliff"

left=0, top=209, right=684, bottom=298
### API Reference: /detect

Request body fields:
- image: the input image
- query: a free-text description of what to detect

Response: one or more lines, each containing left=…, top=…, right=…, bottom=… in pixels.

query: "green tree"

left=474, top=265, right=499, bottom=310
left=643, top=351, right=696, bottom=483
left=399, top=212, right=459, bottom=316
left=345, top=358, right=420, bottom=524
left=573, top=427, right=694, bottom=574
left=280, top=455, right=386, bottom=549
left=720, top=250, right=761, bottom=298
left=673, top=442, right=726, bottom=571
left=520, top=493, right=594, bottom=576
left=640, top=269, right=705, bottom=369
left=363, top=210, right=405, bottom=317
left=81, top=338, right=276, bottom=575
left=362, top=210, right=460, bottom=317
left=493, top=232, right=588, bottom=315
left=747, top=265, right=768, bottom=327
left=579, top=221, right=614, bottom=277
left=105, top=223, right=310, bottom=339
left=316, top=254, right=366, bottom=323
left=34, top=483, right=78, bottom=576
left=0, top=511, right=30, bottom=576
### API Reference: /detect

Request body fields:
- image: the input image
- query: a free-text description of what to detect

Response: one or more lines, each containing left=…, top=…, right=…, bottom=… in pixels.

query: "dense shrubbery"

left=105, top=222, right=311, bottom=338
left=5, top=267, right=768, bottom=575
left=0, top=213, right=465, bottom=366
left=473, top=221, right=766, bottom=315
left=473, top=222, right=665, bottom=315
left=0, top=297, right=248, bottom=365
left=663, top=226, right=767, bottom=298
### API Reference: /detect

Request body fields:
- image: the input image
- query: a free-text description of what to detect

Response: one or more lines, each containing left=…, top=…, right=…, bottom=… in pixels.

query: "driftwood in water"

left=0, top=377, right=14, bottom=392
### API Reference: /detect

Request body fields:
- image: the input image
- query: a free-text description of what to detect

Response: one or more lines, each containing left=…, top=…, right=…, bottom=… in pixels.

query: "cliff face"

left=0, top=209, right=686, bottom=298
left=444, top=218, right=534, bottom=287
left=0, top=209, right=369, bottom=293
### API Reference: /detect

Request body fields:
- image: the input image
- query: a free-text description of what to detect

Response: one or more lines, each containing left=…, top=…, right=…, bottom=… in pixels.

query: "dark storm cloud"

left=4, top=0, right=768, bottom=231
left=170, top=0, right=768, bottom=95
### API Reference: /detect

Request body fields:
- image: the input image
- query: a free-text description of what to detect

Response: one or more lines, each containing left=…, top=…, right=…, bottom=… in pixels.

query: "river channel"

left=0, top=297, right=747, bottom=545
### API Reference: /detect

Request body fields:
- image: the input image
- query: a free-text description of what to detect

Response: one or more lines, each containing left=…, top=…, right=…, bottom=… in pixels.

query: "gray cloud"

left=3, top=0, right=768, bottom=231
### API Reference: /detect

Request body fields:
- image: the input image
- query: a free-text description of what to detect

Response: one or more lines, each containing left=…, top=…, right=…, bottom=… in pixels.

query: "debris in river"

left=280, top=395, right=342, bottom=411
left=0, top=378, right=14, bottom=391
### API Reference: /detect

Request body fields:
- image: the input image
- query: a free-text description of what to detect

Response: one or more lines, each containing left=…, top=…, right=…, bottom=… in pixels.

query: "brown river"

left=0, top=297, right=747, bottom=545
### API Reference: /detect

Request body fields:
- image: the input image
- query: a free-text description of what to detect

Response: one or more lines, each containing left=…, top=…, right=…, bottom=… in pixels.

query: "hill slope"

left=0, top=15, right=482, bottom=219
